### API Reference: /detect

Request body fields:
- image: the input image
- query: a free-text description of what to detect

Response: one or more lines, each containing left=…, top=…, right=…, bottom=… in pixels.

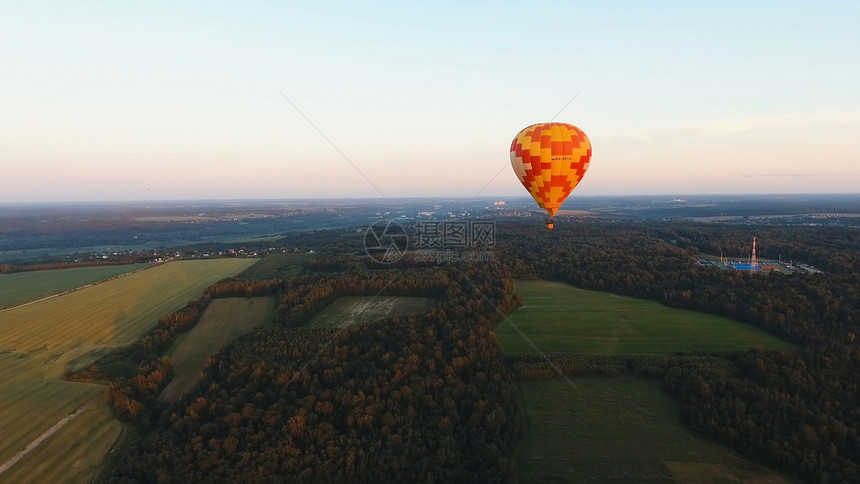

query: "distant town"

left=1, top=194, right=858, bottom=266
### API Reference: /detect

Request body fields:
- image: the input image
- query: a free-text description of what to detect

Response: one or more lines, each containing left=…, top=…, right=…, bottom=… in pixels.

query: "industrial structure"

left=751, top=236, right=758, bottom=269
left=701, top=236, right=820, bottom=274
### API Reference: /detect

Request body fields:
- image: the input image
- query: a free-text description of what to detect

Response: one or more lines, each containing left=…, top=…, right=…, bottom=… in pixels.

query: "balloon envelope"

left=510, top=122, right=592, bottom=218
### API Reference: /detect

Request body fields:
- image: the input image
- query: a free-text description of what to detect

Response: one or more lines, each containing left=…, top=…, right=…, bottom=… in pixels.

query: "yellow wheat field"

left=0, top=258, right=255, bottom=482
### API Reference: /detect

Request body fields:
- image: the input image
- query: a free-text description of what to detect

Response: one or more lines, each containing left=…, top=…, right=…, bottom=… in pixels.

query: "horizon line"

left=2, top=192, right=860, bottom=205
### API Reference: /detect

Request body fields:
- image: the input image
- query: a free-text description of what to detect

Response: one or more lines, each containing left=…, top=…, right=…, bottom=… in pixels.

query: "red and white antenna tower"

left=751, top=236, right=758, bottom=270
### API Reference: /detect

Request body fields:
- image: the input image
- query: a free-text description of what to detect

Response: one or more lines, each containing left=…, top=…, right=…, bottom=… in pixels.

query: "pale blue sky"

left=1, top=1, right=858, bottom=202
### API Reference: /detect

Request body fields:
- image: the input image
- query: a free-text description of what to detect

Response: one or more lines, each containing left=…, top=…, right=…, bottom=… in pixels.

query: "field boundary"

left=0, top=262, right=160, bottom=313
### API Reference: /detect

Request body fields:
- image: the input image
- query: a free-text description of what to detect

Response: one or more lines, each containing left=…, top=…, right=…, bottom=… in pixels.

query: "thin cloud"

left=622, top=111, right=860, bottom=143
left=740, top=172, right=839, bottom=178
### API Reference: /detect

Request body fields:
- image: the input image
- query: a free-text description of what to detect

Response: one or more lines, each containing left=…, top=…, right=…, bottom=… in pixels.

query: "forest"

left=75, top=218, right=860, bottom=483
left=83, top=260, right=523, bottom=482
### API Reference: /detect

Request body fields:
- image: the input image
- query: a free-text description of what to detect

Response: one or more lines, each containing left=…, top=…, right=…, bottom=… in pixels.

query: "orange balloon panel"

left=510, top=122, right=592, bottom=217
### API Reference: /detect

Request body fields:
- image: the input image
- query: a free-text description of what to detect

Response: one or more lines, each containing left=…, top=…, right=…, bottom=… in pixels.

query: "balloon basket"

left=546, top=222, right=554, bottom=230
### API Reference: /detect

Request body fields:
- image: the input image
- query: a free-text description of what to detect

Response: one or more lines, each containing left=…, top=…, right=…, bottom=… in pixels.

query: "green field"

left=238, top=252, right=311, bottom=280
left=160, top=297, right=275, bottom=401
left=0, top=263, right=149, bottom=309
left=307, top=296, right=435, bottom=328
left=497, top=280, right=793, bottom=355
left=0, top=258, right=255, bottom=482
left=517, top=377, right=793, bottom=483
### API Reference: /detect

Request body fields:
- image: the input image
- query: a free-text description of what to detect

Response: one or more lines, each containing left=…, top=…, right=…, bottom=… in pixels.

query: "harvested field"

left=307, top=296, right=435, bottom=328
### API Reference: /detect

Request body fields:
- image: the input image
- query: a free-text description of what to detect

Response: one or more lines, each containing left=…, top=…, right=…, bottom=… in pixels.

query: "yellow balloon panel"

left=509, top=122, right=591, bottom=217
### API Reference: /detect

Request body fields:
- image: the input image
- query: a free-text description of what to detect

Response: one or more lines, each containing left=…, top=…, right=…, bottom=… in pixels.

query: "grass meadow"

left=237, top=252, right=311, bottom=280
left=497, top=280, right=794, bottom=355
left=0, top=258, right=255, bottom=482
left=307, top=296, right=436, bottom=329
left=0, top=263, right=149, bottom=309
left=160, top=297, right=275, bottom=402
left=516, top=377, right=792, bottom=483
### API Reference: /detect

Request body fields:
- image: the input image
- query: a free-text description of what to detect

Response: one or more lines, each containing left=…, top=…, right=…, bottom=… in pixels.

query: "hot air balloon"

left=510, top=122, right=592, bottom=229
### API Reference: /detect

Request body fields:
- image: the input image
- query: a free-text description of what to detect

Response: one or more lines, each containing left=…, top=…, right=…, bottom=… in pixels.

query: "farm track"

left=0, top=402, right=87, bottom=476
left=0, top=259, right=255, bottom=480
left=0, top=392, right=124, bottom=484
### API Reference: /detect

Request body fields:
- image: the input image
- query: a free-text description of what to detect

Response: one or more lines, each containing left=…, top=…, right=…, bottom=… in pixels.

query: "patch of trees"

left=304, top=255, right=355, bottom=271
left=68, top=274, right=290, bottom=428
left=506, top=352, right=734, bottom=381
left=105, top=261, right=523, bottom=482
left=669, top=346, right=860, bottom=482
left=205, top=277, right=284, bottom=299
left=108, top=356, right=174, bottom=427
left=67, top=299, right=207, bottom=382
left=66, top=298, right=211, bottom=427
